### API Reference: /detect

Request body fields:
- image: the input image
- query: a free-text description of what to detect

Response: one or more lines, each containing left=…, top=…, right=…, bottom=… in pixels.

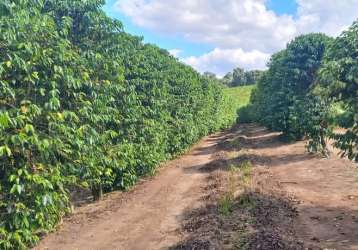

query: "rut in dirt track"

left=35, top=130, right=234, bottom=250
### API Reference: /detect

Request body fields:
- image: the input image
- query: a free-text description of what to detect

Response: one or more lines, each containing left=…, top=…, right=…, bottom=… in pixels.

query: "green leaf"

left=24, top=124, right=34, bottom=134
left=10, top=184, right=22, bottom=195
left=0, top=112, right=10, bottom=128
left=0, top=146, right=12, bottom=157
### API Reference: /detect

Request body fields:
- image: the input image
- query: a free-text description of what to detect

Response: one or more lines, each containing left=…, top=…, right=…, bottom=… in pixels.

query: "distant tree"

left=244, top=71, right=254, bottom=85
left=245, top=70, right=263, bottom=84
left=222, top=68, right=263, bottom=87
left=232, top=67, right=246, bottom=86
left=203, top=71, right=218, bottom=80
left=222, top=72, right=233, bottom=85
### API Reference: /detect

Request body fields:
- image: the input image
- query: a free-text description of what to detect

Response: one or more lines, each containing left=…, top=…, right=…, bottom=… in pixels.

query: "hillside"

left=223, top=85, right=255, bottom=110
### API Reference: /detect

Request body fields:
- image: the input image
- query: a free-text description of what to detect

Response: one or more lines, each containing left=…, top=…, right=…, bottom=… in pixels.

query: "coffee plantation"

left=1, top=1, right=358, bottom=249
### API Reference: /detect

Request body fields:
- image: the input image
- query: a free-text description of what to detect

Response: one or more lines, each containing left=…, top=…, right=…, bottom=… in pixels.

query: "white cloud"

left=182, top=48, right=270, bottom=77
left=168, top=49, right=182, bottom=57
left=115, top=0, right=358, bottom=74
left=296, top=0, right=358, bottom=36
left=116, top=0, right=297, bottom=52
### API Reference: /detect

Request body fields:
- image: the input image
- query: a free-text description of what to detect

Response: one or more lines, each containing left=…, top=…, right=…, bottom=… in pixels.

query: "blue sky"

left=266, top=0, right=298, bottom=16
left=103, top=0, right=358, bottom=76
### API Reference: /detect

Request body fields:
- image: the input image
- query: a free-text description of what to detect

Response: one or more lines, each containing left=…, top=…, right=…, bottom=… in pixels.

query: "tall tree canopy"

left=223, top=68, right=263, bottom=87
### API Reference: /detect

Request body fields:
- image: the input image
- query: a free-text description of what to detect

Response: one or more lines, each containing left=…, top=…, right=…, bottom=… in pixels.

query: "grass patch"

left=223, top=85, right=255, bottom=111
left=219, top=161, right=254, bottom=216
left=237, top=161, right=255, bottom=208
left=218, top=192, right=235, bottom=216
left=239, top=161, right=253, bottom=185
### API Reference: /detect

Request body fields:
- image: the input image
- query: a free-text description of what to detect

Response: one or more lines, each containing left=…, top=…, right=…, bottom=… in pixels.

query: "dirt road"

left=36, top=124, right=358, bottom=250
left=35, top=131, right=227, bottom=250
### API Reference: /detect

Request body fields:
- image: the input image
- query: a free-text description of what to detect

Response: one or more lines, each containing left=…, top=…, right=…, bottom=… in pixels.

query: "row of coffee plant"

left=0, top=1, right=237, bottom=248
left=242, top=20, right=357, bottom=161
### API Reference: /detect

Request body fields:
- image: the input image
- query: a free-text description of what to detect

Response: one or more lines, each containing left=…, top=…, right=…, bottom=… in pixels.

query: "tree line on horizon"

left=203, top=68, right=264, bottom=87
